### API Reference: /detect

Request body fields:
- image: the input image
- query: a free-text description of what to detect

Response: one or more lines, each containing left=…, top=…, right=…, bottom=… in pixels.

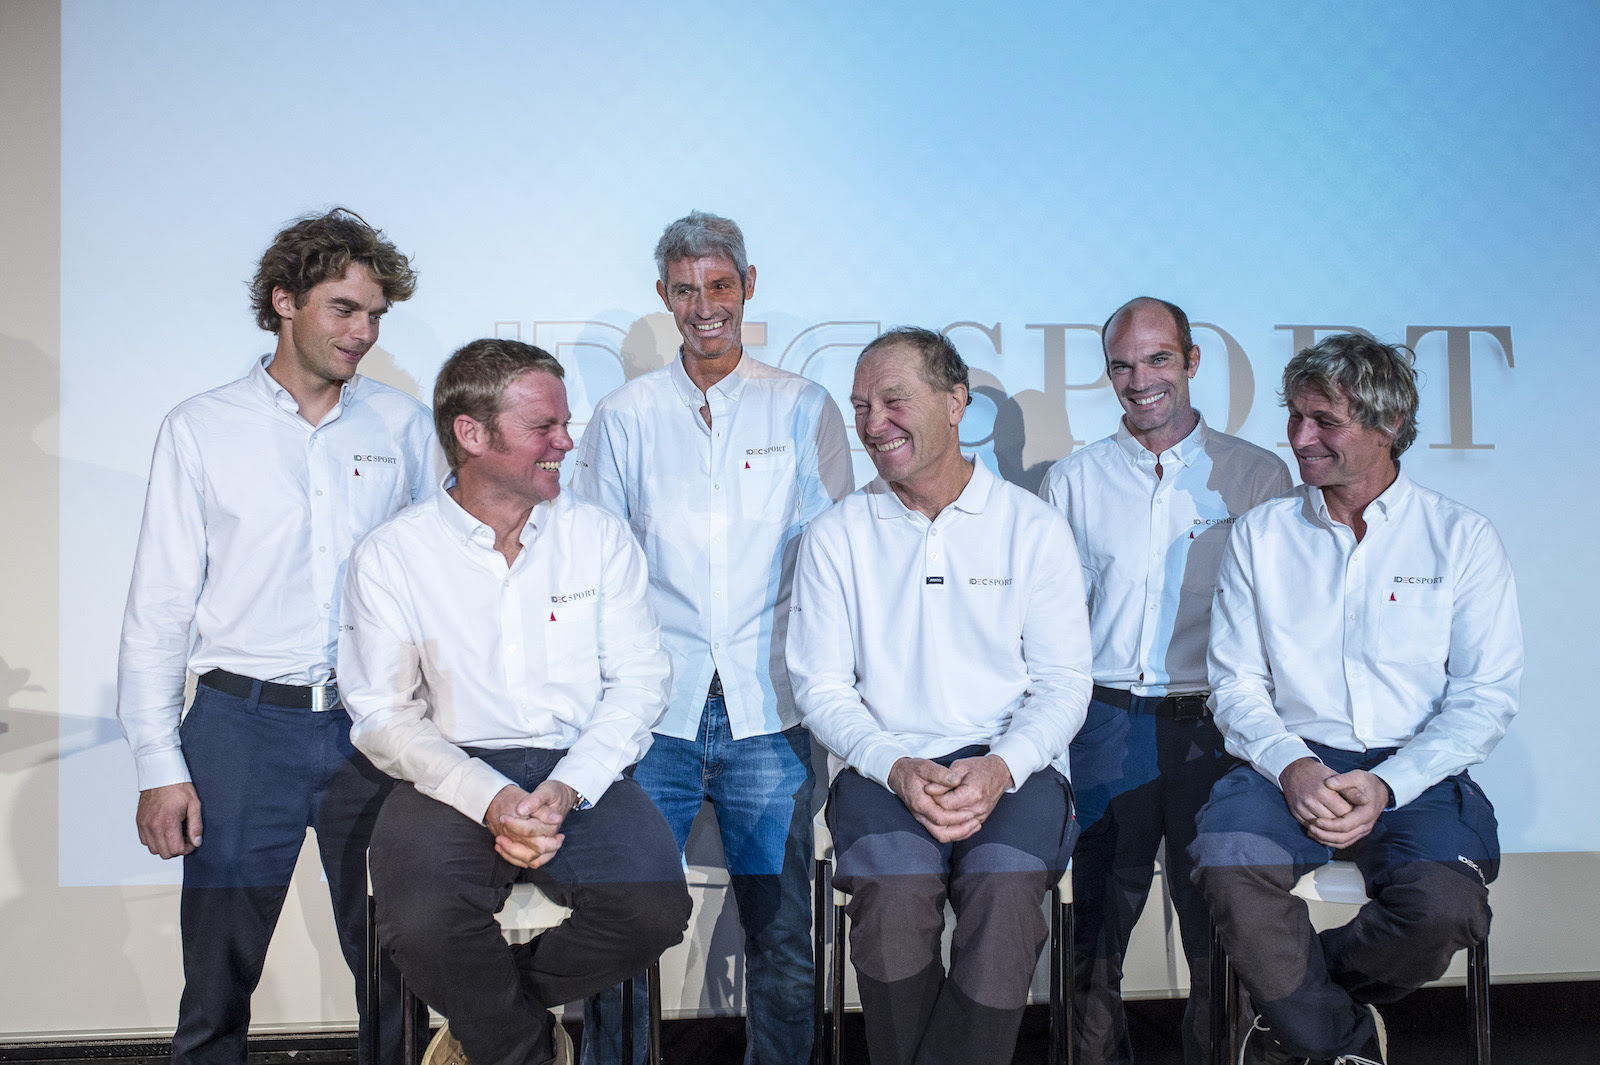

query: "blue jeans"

left=581, top=695, right=816, bottom=1065
left=1190, top=744, right=1498, bottom=1060
left=175, top=679, right=413, bottom=1065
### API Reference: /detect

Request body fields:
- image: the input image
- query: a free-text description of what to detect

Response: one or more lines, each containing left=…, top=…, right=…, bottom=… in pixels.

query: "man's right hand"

left=888, top=757, right=980, bottom=843
left=136, top=783, right=203, bottom=859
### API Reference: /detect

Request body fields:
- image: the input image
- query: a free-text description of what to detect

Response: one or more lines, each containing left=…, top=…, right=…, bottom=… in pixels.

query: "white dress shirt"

left=1040, top=415, right=1290, bottom=694
left=1208, top=471, right=1522, bottom=807
left=338, top=486, right=671, bottom=824
left=116, top=357, right=436, bottom=791
left=788, top=458, right=1094, bottom=790
left=570, top=353, right=852, bottom=740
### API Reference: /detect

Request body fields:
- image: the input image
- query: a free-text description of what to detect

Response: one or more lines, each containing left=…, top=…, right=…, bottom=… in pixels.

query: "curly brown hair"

left=249, top=207, right=417, bottom=333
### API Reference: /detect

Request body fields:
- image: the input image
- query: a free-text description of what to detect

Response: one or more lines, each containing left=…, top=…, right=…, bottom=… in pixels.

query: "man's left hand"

left=490, top=780, right=578, bottom=868
left=1305, top=769, right=1389, bottom=848
left=933, top=755, right=1014, bottom=830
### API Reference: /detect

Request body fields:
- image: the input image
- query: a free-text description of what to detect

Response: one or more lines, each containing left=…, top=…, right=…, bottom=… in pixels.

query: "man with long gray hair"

left=1191, top=333, right=1521, bottom=1064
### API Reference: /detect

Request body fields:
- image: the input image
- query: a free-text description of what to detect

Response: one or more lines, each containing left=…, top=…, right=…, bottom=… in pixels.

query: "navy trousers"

left=174, top=680, right=411, bottom=1065
left=1069, top=695, right=1234, bottom=1065
left=1189, top=744, right=1498, bottom=1061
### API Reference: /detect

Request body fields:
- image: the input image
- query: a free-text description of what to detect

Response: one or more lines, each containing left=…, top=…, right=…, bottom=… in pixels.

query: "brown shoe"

left=421, top=1024, right=468, bottom=1065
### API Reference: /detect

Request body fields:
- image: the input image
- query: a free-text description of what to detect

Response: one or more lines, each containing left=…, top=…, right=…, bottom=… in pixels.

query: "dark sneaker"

left=550, top=1018, right=573, bottom=1065
left=1239, top=1015, right=1312, bottom=1065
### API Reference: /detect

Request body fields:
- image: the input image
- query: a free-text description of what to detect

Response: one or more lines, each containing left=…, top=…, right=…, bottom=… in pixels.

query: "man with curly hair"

left=116, top=208, right=434, bottom=1065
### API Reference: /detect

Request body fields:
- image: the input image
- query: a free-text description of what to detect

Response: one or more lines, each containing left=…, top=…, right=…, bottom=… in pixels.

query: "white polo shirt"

left=116, top=357, right=436, bottom=791
left=338, top=487, right=671, bottom=823
left=788, top=458, right=1093, bottom=790
left=1040, top=415, right=1291, bottom=695
left=570, top=353, right=852, bottom=740
left=1208, top=471, right=1523, bottom=807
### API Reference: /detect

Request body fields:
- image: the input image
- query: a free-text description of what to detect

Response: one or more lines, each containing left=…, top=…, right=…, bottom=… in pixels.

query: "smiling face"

left=271, top=263, right=387, bottom=391
left=1286, top=384, right=1397, bottom=499
left=1104, top=302, right=1199, bottom=452
left=460, top=370, right=574, bottom=508
left=851, top=342, right=967, bottom=493
left=657, top=253, right=755, bottom=376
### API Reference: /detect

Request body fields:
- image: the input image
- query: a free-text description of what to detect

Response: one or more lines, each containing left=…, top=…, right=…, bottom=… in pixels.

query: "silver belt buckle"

left=311, top=682, right=341, bottom=713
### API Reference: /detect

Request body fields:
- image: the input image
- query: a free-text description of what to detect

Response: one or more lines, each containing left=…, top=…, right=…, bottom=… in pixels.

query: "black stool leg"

left=621, top=977, right=634, bottom=1064
left=1048, top=885, right=1073, bottom=1065
left=831, top=881, right=846, bottom=1065
left=365, top=893, right=382, bottom=1062
left=1209, top=923, right=1235, bottom=1065
left=813, top=857, right=828, bottom=1065
left=1468, top=939, right=1491, bottom=1065
left=647, top=961, right=662, bottom=1065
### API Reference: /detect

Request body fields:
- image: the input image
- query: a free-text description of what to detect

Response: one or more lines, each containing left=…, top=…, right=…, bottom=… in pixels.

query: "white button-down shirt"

left=570, top=353, right=852, bottom=739
left=116, top=357, right=436, bottom=791
left=1208, top=471, right=1522, bottom=808
left=338, top=487, right=670, bottom=823
left=1041, top=415, right=1291, bottom=694
left=788, top=458, right=1094, bottom=790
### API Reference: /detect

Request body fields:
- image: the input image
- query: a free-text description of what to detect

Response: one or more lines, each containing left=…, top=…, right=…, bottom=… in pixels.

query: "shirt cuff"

left=548, top=753, right=622, bottom=809
left=1253, top=735, right=1318, bottom=789
left=1368, top=758, right=1422, bottom=809
left=857, top=739, right=917, bottom=791
left=448, top=758, right=521, bottom=826
left=135, top=750, right=192, bottom=792
left=986, top=737, right=1044, bottom=792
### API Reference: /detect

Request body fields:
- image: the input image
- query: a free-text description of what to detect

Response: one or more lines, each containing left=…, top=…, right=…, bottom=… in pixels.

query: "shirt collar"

left=669, top=349, right=751, bottom=410
left=250, top=353, right=357, bottom=418
left=1113, top=411, right=1209, bottom=471
left=1305, top=466, right=1413, bottom=528
left=866, top=454, right=993, bottom=520
left=436, top=473, right=558, bottom=549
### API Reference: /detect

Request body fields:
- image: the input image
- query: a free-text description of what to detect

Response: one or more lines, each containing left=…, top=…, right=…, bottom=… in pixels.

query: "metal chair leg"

left=1209, top=922, right=1234, bottom=1065
left=1468, top=939, right=1491, bottom=1065
left=1047, top=886, right=1073, bottom=1065
left=813, top=857, right=829, bottom=1065
left=831, top=883, right=846, bottom=1065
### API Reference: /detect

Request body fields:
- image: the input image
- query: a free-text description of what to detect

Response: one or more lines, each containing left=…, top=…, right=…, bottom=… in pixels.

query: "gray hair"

left=858, top=326, right=973, bottom=406
left=654, top=211, right=750, bottom=287
left=1281, top=333, right=1419, bottom=459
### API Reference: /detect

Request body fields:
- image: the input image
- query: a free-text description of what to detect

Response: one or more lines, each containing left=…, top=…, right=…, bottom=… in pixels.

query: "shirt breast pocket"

left=348, top=459, right=406, bottom=531
left=544, top=597, right=600, bottom=686
left=739, top=452, right=798, bottom=521
left=1377, top=591, right=1452, bottom=665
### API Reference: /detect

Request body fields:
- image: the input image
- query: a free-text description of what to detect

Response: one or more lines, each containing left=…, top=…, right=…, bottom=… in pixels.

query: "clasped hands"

left=1279, top=756, right=1391, bottom=849
left=887, top=754, right=1014, bottom=843
left=485, top=779, right=578, bottom=869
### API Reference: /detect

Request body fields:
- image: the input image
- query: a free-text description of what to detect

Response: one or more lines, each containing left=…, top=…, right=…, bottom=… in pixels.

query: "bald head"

left=1103, top=297, right=1194, bottom=367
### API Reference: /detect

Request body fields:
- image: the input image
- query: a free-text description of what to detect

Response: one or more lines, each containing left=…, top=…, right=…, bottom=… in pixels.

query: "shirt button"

left=319, top=545, right=327, bottom=553
left=931, top=553, right=939, bottom=561
left=713, top=483, right=721, bottom=490
left=1348, top=613, right=1357, bottom=621
left=931, top=529, right=939, bottom=536
left=322, top=602, right=330, bottom=610
left=713, top=591, right=721, bottom=598
left=316, top=490, right=324, bottom=497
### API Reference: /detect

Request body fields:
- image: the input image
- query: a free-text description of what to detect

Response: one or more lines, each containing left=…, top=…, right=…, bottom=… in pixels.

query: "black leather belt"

left=708, top=671, right=724, bottom=698
left=1092, top=684, right=1210, bottom=720
left=200, top=669, right=341, bottom=711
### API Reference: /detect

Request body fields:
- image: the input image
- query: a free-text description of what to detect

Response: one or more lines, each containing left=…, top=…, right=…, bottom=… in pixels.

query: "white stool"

left=1207, top=860, right=1490, bottom=1065
left=810, top=812, right=1075, bottom=1065
left=366, top=880, right=662, bottom=1065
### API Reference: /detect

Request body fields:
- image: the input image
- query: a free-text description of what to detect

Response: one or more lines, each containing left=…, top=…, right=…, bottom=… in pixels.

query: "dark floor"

left=2, top=982, right=1595, bottom=1064
left=645, top=981, right=1599, bottom=1064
